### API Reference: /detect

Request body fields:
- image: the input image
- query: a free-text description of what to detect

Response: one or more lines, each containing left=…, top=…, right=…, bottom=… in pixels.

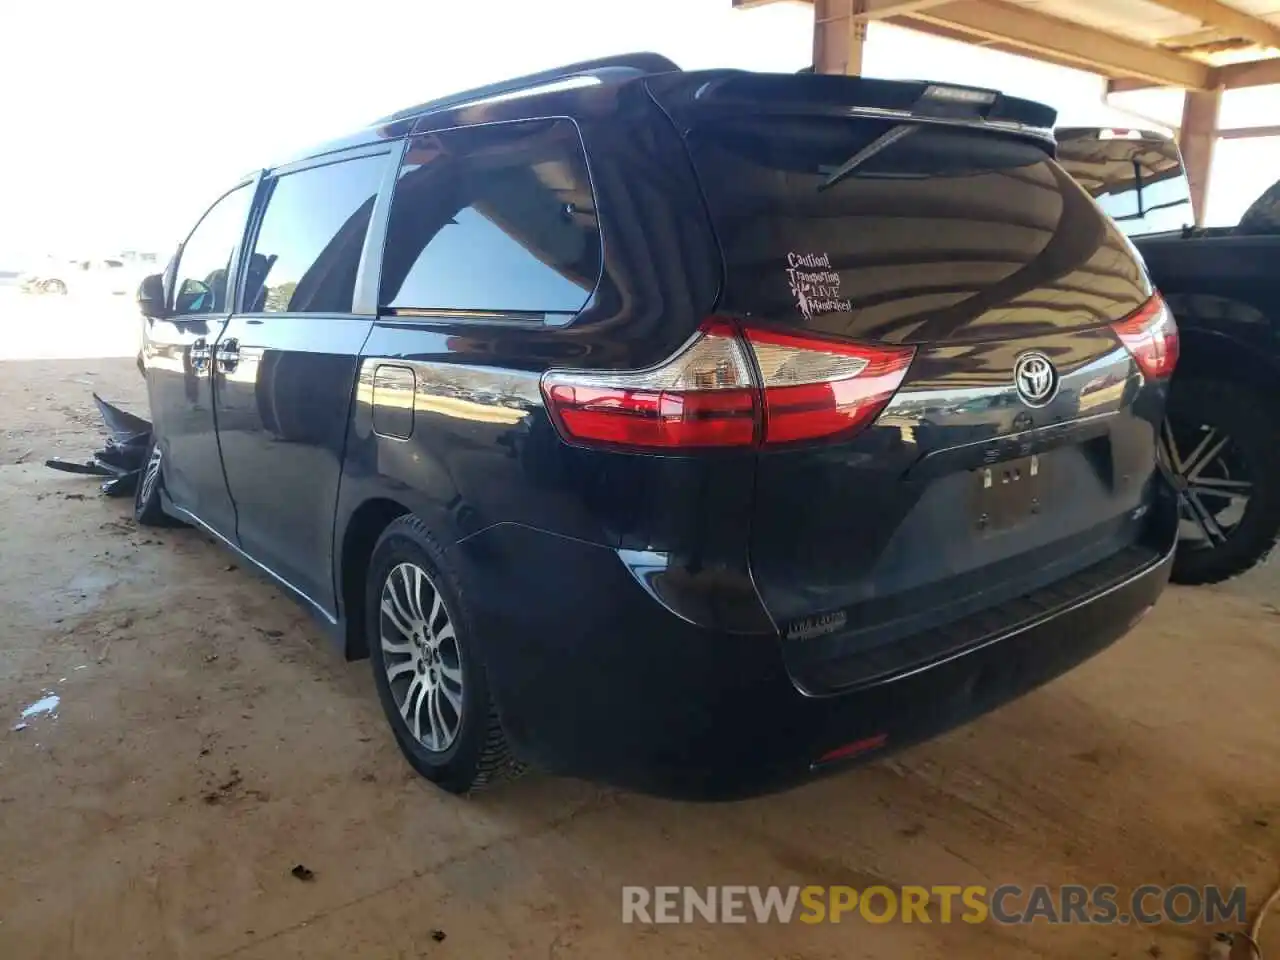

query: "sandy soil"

left=0, top=290, right=1278, bottom=959
left=0, top=290, right=144, bottom=465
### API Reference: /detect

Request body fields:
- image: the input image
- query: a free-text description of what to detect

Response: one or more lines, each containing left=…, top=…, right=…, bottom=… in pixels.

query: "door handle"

left=190, top=337, right=211, bottom=373
left=216, top=338, right=240, bottom=373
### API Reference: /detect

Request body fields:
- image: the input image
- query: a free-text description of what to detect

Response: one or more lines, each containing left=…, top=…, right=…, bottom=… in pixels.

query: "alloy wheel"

left=1158, top=418, right=1253, bottom=550
left=379, top=562, right=463, bottom=752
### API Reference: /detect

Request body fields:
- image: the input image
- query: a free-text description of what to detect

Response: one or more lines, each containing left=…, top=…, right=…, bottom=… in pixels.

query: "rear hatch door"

left=666, top=88, right=1163, bottom=689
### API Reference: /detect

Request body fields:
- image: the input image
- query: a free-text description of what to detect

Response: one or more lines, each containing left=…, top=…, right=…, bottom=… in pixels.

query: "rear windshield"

left=1054, top=135, right=1193, bottom=237
left=685, top=117, right=1150, bottom=344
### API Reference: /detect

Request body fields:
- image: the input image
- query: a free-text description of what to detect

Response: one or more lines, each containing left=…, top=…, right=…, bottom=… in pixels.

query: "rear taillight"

left=744, top=326, right=915, bottom=444
left=540, top=319, right=915, bottom=450
left=1110, top=294, right=1179, bottom=380
left=541, top=319, right=759, bottom=449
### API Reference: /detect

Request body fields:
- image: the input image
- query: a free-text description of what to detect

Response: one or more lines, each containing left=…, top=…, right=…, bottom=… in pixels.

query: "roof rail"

left=375, top=52, right=681, bottom=124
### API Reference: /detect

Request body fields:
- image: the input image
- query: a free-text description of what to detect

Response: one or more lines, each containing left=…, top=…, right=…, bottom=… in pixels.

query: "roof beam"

left=732, top=0, right=951, bottom=13
left=902, top=1, right=1214, bottom=89
left=888, top=15, right=1140, bottom=78
left=1144, top=0, right=1280, bottom=51
left=1215, top=56, right=1280, bottom=88
left=738, top=0, right=1275, bottom=92
left=1221, top=124, right=1280, bottom=139
left=854, top=0, right=953, bottom=18
left=1112, top=57, right=1280, bottom=91
left=1107, top=77, right=1161, bottom=94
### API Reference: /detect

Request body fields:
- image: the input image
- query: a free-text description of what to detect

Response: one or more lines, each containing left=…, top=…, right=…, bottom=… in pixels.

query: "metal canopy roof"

left=736, top=0, right=1280, bottom=90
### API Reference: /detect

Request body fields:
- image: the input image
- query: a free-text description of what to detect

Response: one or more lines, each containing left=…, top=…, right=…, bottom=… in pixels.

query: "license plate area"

left=972, top=455, right=1042, bottom=534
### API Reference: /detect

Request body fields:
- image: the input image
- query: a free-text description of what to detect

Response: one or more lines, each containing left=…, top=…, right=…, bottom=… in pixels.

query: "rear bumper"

left=453, top=516, right=1174, bottom=800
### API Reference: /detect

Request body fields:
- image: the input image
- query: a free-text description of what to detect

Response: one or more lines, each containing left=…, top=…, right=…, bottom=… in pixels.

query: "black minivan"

left=135, top=54, right=1179, bottom=799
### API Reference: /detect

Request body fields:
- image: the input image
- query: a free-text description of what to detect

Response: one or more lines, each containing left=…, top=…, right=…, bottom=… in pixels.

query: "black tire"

left=1238, top=178, right=1280, bottom=236
left=1164, top=378, right=1280, bottom=585
left=365, top=515, right=523, bottom=793
left=134, top=439, right=180, bottom=527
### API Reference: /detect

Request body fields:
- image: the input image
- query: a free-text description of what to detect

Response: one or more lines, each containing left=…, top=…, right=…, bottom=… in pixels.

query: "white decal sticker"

left=786, top=252, right=852, bottom=319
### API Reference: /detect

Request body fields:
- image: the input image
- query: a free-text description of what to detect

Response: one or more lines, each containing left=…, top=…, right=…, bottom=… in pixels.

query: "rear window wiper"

left=818, top=124, right=920, bottom=192
left=1112, top=198, right=1193, bottom=222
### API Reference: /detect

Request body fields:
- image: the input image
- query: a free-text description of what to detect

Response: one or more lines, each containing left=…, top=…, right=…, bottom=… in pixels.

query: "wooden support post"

left=813, top=0, right=868, bottom=76
left=1179, top=87, right=1222, bottom=227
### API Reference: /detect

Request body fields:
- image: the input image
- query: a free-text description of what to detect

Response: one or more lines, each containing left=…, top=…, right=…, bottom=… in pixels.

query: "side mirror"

left=136, top=273, right=167, bottom=319
left=173, top=278, right=212, bottom=315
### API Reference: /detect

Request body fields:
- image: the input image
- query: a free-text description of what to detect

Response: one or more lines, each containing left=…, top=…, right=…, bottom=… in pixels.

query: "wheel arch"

left=1174, top=324, right=1280, bottom=408
left=337, top=497, right=412, bottom=660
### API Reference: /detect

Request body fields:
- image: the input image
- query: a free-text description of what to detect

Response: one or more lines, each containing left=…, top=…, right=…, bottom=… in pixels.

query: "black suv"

left=1058, top=127, right=1280, bottom=585
left=135, top=55, right=1178, bottom=799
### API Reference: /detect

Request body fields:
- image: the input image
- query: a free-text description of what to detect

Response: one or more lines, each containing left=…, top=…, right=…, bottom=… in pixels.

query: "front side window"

left=174, top=184, right=253, bottom=316
left=380, top=119, right=601, bottom=317
left=243, top=154, right=386, bottom=314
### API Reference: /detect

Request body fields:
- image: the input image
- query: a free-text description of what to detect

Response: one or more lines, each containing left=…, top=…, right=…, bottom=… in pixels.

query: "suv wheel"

left=1160, top=379, right=1280, bottom=585
left=42, top=279, right=67, bottom=295
left=134, top=440, right=180, bottom=527
left=366, top=515, right=523, bottom=793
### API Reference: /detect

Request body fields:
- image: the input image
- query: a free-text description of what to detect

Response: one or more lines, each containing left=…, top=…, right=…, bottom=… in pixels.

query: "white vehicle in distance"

left=21, top=252, right=160, bottom=296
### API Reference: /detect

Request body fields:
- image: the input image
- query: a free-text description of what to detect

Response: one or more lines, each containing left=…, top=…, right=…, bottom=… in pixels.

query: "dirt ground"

left=1, top=289, right=1278, bottom=960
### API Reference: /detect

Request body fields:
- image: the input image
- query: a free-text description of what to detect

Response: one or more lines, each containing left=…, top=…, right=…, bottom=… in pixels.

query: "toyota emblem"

left=1014, top=352, right=1059, bottom=407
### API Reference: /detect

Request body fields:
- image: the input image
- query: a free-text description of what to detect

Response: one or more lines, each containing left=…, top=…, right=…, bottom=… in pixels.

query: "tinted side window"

left=244, top=155, right=385, bottom=314
left=174, top=184, right=252, bottom=315
left=380, top=120, right=600, bottom=316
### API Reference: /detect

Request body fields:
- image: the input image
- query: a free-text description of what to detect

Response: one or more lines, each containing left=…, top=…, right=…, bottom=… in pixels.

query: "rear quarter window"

left=379, top=119, right=601, bottom=318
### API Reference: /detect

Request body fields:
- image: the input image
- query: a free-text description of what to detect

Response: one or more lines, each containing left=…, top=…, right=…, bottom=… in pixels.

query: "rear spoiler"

left=646, top=71, right=1057, bottom=140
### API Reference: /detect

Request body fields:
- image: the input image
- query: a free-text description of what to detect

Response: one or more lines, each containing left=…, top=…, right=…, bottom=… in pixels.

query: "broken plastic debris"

left=93, top=393, right=151, bottom=443
left=20, top=695, right=60, bottom=719
left=43, top=394, right=152, bottom=497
